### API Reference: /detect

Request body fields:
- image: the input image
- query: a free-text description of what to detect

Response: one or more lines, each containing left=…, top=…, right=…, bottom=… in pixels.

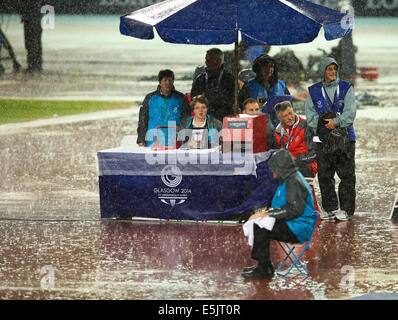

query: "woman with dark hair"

left=238, top=54, right=290, bottom=125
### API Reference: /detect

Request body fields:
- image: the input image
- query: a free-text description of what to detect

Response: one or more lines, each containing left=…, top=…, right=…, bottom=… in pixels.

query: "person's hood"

left=268, top=149, right=298, bottom=182
left=319, top=57, right=340, bottom=86
left=252, top=54, right=278, bottom=86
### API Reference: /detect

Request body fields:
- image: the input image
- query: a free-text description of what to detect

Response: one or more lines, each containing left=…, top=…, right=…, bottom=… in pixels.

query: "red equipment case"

left=222, top=114, right=268, bottom=154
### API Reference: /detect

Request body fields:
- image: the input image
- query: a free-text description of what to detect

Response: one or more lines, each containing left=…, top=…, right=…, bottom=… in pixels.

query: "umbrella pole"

left=233, top=38, right=239, bottom=114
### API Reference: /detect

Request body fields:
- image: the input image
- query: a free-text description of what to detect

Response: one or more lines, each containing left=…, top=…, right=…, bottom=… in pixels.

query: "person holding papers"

left=178, top=94, right=222, bottom=149
left=241, top=149, right=316, bottom=279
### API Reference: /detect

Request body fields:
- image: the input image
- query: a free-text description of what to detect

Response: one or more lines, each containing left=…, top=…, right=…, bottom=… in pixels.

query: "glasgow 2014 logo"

left=161, top=165, right=182, bottom=188
left=154, top=165, right=191, bottom=207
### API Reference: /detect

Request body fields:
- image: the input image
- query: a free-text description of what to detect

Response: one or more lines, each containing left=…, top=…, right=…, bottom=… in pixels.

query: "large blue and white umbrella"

left=120, top=0, right=352, bottom=108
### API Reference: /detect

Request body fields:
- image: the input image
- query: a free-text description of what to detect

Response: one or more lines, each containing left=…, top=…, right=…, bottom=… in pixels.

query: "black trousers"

left=251, top=222, right=298, bottom=262
left=316, top=141, right=356, bottom=215
left=23, top=13, right=43, bottom=72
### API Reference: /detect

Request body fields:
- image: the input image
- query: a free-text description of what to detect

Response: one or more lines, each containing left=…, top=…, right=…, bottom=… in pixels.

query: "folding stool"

left=275, top=211, right=320, bottom=277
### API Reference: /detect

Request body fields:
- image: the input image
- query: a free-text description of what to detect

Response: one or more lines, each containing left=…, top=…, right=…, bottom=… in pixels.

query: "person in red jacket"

left=274, top=101, right=317, bottom=178
left=274, top=101, right=319, bottom=214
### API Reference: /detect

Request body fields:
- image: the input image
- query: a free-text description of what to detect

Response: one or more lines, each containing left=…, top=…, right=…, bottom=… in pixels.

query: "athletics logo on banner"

left=154, top=165, right=191, bottom=207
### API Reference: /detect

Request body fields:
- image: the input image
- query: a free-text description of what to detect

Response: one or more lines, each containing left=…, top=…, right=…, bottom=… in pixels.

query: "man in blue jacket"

left=137, top=69, right=190, bottom=147
left=305, top=57, right=356, bottom=221
left=242, top=149, right=316, bottom=279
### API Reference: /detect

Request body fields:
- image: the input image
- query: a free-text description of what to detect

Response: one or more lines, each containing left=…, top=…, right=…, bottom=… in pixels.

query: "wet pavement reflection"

left=0, top=116, right=397, bottom=299
left=0, top=216, right=396, bottom=299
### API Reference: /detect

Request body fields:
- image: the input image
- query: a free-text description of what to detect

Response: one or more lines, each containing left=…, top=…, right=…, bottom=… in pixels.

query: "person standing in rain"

left=20, top=0, right=44, bottom=73
left=0, top=30, right=3, bottom=74
left=190, top=48, right=235, bottom=122
left=137, top=69, right=190, bottom=147
left=305, top=57, right=356, bottom=222
left=0, top=0, right=42, bottom=73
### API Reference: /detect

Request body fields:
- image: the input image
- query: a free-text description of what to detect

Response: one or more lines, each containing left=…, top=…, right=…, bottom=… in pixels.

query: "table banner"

left=97, top=148, right=278, bottom=220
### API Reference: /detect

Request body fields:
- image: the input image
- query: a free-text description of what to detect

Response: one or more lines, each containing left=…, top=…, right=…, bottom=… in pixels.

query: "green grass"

left=0, top=99, right=133, bottom=125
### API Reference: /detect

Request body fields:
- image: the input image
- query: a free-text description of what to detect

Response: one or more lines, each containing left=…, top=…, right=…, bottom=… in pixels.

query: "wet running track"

left=0, top=113, right=397, bottom=300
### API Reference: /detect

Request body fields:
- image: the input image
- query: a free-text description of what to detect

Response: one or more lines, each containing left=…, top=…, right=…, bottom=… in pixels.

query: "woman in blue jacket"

left=242, top=149, right=316, bottom=279
left=238, top=55, right=290, bottom=126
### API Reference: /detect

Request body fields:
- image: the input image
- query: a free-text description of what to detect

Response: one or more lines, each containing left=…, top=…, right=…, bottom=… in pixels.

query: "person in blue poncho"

left=242, top=149, right=316, bottom=279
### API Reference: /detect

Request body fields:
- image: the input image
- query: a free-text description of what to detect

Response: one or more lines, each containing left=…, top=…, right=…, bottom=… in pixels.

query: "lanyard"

left=321, top=84, right=340, bottom=112
left=280, top=122, right=300, bottom=149
left=191, top=118, right=210, bottom=143
left=281, top=128, right=300, bottom=149
left=205, top=68, right=224, bottom=90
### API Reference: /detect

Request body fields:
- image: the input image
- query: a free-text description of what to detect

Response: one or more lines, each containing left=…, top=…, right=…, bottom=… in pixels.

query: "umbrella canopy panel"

left=120, top=0, right=352, bottom=45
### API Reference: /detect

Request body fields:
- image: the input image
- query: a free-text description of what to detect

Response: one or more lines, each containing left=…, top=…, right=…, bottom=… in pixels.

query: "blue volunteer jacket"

left=246, top=78, right=286, bottom=102
left=271, top=171, right=316, bottom=243
left=308, top=80, right=356, bottom=141
left=137, top=86, right=188, bottom=147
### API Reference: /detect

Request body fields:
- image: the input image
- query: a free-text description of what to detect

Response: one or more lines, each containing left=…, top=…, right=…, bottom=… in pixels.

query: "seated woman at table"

left=241, top=98, right=278, bottom=150
left=178, top=94, right=222, bottom=149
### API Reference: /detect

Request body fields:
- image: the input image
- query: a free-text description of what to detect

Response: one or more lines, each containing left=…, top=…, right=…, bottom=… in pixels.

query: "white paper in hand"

left=243, top=216, right=276, bottom=246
